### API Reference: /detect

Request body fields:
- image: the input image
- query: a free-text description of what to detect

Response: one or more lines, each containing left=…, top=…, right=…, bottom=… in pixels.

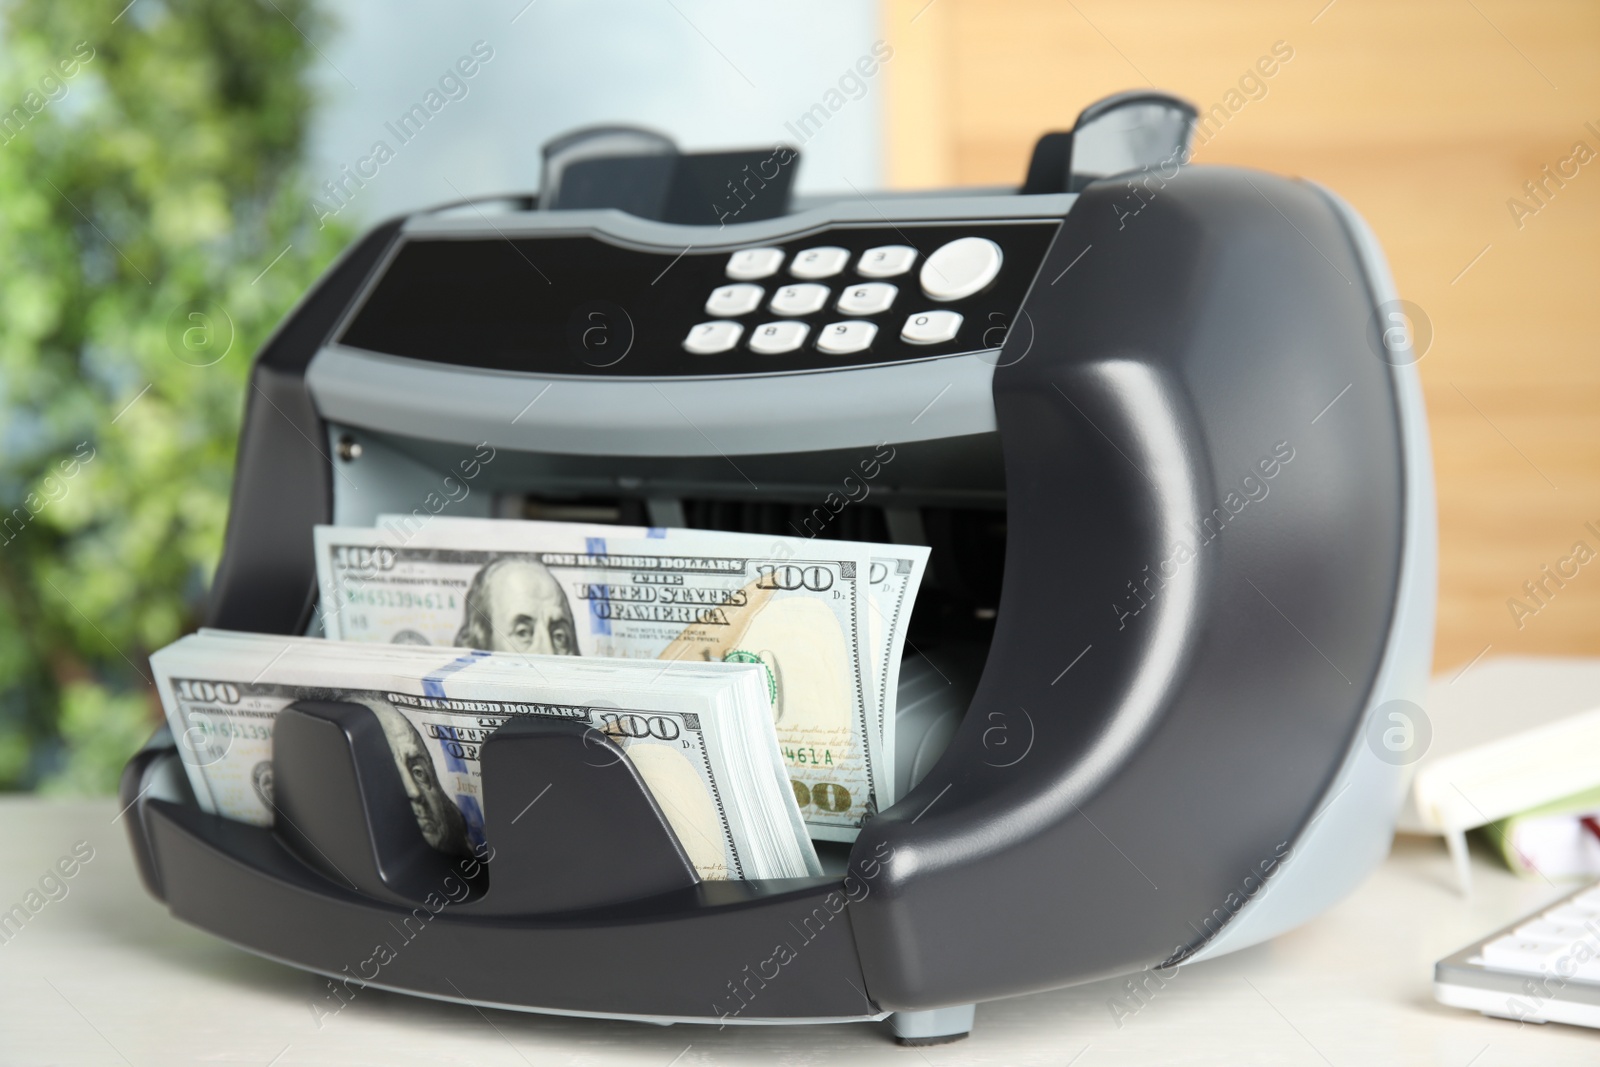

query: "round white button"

left=920, top=237, right=1003, bottom=302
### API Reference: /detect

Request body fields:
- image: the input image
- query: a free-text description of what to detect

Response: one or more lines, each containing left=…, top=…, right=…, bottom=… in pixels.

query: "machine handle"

left=849, top=168, right=1407, bottom=1010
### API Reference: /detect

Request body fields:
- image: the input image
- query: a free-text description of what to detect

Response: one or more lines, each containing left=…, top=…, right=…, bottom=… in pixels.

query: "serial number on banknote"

left=342, top=589, right=462, bottom=611
left=189, top=721, right=274, bottom=743
left=782, top=745, right=836, bottom=766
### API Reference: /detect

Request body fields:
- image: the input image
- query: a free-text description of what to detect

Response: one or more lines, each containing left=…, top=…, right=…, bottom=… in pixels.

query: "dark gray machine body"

left=122, top=95, right=1434, bottom=1038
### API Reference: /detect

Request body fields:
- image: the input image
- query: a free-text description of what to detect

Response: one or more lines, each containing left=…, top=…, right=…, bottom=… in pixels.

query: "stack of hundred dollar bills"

left=153, top=631, right=818, bottom=880
left=151, top=517, right=929, bottom=883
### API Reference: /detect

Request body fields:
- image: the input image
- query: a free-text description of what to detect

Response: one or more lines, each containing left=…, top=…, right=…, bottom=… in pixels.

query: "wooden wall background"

left=880, top=0, right=1600, bottom=672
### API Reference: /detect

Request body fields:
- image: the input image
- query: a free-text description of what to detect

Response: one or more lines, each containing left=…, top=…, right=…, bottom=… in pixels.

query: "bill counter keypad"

left=335, top=220, right=1058, bottom=378
left=685, top=237, right=1005, bottom=357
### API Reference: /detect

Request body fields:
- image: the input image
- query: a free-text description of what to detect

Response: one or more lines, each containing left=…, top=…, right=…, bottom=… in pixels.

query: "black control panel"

left=336, top=220, right=1060, bottom=377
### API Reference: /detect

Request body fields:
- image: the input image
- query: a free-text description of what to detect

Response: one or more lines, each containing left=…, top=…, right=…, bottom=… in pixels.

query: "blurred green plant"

left=0, top=0, right=352, bottom=791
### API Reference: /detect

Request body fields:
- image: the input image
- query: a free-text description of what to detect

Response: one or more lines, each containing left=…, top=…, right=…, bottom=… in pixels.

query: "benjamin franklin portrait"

left=454, top=556, right=579, bottom=655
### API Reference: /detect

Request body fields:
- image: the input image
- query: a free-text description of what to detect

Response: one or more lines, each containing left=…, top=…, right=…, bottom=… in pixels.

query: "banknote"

left=314, top=525, right=884, bottom=840
left=862, top=551, right=930, bottom=771
left=371, top=515, right=931, bottom=809
left=152, top=633, right=821, bottom=881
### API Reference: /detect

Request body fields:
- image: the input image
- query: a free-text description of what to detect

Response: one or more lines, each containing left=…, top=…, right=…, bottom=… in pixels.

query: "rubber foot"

left=887, top=1004, right=976, bottom=1045
left=894, top=1032, right=971, bottom=1047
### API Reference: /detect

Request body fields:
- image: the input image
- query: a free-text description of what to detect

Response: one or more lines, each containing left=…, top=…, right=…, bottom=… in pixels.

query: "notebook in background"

left=1483, top=784, right=1600, bottom=880
left=1394, top=656, right=1600, bottom=892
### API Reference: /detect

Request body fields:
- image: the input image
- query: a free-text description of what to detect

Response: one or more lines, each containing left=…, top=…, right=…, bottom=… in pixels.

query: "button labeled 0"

left=901, top=310, right=963, bottom=345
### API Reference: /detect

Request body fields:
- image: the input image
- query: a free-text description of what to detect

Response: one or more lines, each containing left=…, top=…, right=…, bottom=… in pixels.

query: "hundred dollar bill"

left=152, top=633, right=820, bottom=880
left=862, top=552, right=929, bottom=778
left=315, top=523, right=885, bottom=840
left=370, top=516, right=931, bottom=807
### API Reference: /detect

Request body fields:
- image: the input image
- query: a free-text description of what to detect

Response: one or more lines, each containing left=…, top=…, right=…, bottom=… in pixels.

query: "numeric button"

left=837, top=282, right=897, bottom=315
left=726, top=247, right=784, bottom=280
left=790, top=247, right=850, bottom=279
left=749, top=321, right=810, bottom=354
left=705, top=284, right=763, bottom=316
left=921, top=237, right=1003, bottom=302
left=857, top=245, right=917, bottom=278
left=683, top=321, right=743, bottom=355
left=816, top=321, right=877, bottom=355
left=769, top=283, right=829, bottom=316
left=901, top=310, right=963, bottom=346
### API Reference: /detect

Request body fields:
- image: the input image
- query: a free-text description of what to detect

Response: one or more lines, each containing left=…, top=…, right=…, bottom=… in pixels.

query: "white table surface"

left=1, top=797, right=1597, bottom=1066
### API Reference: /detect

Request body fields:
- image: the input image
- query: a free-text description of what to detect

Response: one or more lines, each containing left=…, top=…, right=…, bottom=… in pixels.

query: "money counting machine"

left=121, top=91, right=1435, bottom=1043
